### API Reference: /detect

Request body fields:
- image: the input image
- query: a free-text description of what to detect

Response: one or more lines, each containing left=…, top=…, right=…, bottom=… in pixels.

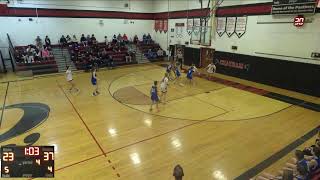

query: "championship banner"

left=159, top=20, right=164, bottom=33
left=154, top=20, right=159, bottom=32
left=272, top=0, right=316, bottom=14
left=216, top=17, right=226, bottom=37
left=235, top=16, right=247, bottom=38
left=226, top=17, right=236, bottom=37
left=187, top=19, right=193, bottom=35
left=193, top=18, right=201, bottom=35
left=175, top=23, right=185, bottom=38
left=163, top=19, right=168, bottom=33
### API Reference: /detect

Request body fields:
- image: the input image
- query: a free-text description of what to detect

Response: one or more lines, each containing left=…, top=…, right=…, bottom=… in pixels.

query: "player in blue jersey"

left=186, top=64, right=197, bottom=85
left=91, top=67, right=100, bottom=96
left=150, top=81, right=159, bottom=112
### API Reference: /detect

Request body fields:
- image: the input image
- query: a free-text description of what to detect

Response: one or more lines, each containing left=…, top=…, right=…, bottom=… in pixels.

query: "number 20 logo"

left=294, top=16, right=305, bottom=27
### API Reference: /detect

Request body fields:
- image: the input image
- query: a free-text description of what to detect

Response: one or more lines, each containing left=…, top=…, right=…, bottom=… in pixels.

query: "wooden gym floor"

left=0, top=63, right=319, bottom=180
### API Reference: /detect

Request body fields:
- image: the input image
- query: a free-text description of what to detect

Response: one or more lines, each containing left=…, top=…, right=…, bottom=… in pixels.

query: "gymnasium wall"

left=214, top=10, right=320, bottom=65
left=7, top=0, right=154, bottom=12
left=0, top=0, right=154, bottom=59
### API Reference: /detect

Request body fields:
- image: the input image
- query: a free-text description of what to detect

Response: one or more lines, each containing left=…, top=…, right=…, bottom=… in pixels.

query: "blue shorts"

left=91, top=78, right=97, bottom=85
left=151, top=95, right=159, bottom=102
left=187, top=74, right=192, bottom=79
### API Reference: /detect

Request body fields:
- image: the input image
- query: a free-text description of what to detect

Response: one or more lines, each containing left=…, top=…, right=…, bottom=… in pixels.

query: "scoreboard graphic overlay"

left=1, top=146, right=54, bottom=178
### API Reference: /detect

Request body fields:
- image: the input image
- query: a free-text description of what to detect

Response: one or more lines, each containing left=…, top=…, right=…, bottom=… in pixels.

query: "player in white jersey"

left=206, top=62, right=216, bottom=80
left=160, top=73, right=169, bottom=104
left=66, top=66, right=79, bottom=92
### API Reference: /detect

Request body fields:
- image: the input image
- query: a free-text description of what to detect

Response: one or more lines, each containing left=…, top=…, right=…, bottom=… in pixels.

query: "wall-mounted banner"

left=272, top=0, right=316, bottom=14
left=159, top=20, right=164, bottom=33
left=235, top=16, right=247, bottom=38
left=187, top=19, right=194, bottom=35
left=175, top=23, right=185, bottom=38
left=163, top=19, right=168, bottom=33
left=154, top=20, right=159, bottom=32
left=226, top=17, right=236, bottom=37
left=216, top=17, right=227, bottom=37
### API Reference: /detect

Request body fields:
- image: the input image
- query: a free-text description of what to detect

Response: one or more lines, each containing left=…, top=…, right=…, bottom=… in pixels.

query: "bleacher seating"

left=14, top=45, right=58, bottom=75
left=136, top=41, right=166, bottom=62
left=68, top=42, right=136, bottom=70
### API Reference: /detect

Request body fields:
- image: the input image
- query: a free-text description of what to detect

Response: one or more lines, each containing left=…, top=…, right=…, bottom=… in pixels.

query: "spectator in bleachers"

left=146, top=49, right=157, bottom=59
left=123, top=34, right=128, bottom=44
left=133, top=35, right=138, bottom=44
left=125, top=51, right=132, bottom=63
left=87, top=35, right=92, bottom=45
left=41, top=46, right=51, bottom=60
left=35, top=36, right=43, bottom=49
left=60, top=35, right=67, bottom=47
left=45, top=36, right=51, bottom=47
left=80, top=34, right=86, bottom=45
left=104, top=36, right=108, bottom=45
left=66, top=35, right=72, bottom=45
left=157, top=48, right=164, bottom=57
left=143, top=34, right=147, bottom=44
left=147, top=33, right=152, bottom=44
left=112, top=34, right=117, bottom=44
left=117, top=34, right=123, bottom=42
left=91, top=34, right=97, bottom=44
left=72, top=35, right=78, bottom=44
left=26, top=45, right=35, bottom=63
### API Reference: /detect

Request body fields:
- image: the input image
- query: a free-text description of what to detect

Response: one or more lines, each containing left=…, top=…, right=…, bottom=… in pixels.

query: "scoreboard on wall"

left=272, top=0, right=317, bottom=14
left=1, top=146, right=54, bottom=178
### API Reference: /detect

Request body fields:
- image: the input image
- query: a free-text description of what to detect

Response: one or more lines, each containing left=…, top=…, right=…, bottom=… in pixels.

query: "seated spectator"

left=35, top=36, right=42, bottom=48
left=80, top=34, right=86, bottom=45
left=133, top=35, right=138, bottom=44
left=41, top=47, right=51, bottom=60
left=143, top=34, right=147, bottom=44
left=104, top=36, right=108, bottom=45
left=87, top=35, right=92, bottom=45
left=145, top=49, right=157, bottom=59
left=66, top=35, right=72, bottom=44
left=91, top=34, right=97, bottom=44
left=45, top=36, right=51, bottom=47
left=157, top=48, right=164, bottom=57
left=123, top=34, right=128, bottom=44
left=60, top=35, right=67, bottom=47
left=117, top=34, right=122, bottom=42
left=125, top=52, right=132, bottom=63
left=147, top=33, right=152, bottom=44
left=112, top=34, right=117, bottom=44
left=72, top=35, right=78, bottom=44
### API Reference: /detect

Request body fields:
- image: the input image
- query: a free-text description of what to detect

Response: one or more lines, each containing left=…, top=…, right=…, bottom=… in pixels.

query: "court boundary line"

left=0, top=82, right=9, bottom=127
left=56, top=81, right=106, bottom=156
left=57, top=81, right=122, bottom=178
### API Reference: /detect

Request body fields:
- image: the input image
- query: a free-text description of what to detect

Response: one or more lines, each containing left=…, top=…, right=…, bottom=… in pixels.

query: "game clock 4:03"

left=1, top=146, right=54, bottom=178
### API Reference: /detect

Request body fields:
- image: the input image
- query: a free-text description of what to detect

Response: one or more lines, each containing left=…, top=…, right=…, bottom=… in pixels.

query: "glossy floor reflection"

left=0, top=63, right=319, bottom=180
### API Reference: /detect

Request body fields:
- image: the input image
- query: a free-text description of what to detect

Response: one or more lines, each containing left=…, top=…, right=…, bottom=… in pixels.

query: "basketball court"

left=0, top=62, right=319, bottom=179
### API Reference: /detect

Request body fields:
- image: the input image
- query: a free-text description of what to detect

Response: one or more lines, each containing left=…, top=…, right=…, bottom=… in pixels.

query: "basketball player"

left=166, top=63, right=174, bottom=81
left=160, top=73, right=169, bottom=104
left=91, top=67, right=100, bottom=96
left=206, top=62, right=216, bottom=80
left=65, top=66, right=79, bottom=92
left=150, top=81, right=159, bottom=112
left=186, top=64, right=197, bottom=85
left=174, top=65, right=182, bottom=85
